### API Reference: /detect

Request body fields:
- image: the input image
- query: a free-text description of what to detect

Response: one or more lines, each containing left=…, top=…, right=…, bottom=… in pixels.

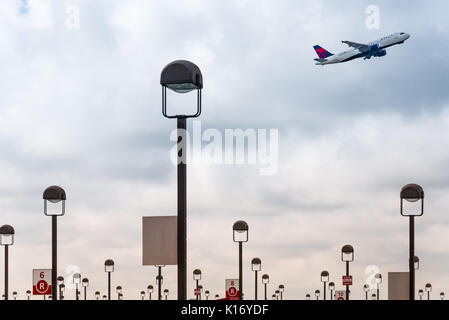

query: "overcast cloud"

left=1, top=0, right=449, bottom=300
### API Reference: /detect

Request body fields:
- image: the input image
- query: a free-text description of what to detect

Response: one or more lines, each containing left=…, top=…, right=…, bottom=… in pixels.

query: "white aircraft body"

left=313, top=32, right=410, bottom=65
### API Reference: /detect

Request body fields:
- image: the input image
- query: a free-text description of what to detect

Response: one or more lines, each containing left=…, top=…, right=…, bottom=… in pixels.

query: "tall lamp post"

left=375, top=273, right=382, bottom=300
left=43, top=186, right=66, bottom=301
left=321, top=271, right=329, bottom=300
left=161, top=60, right=203, bottom=300
left=147, top=285, right=153, bottom=300
left=73, top=273, right=81, bottom=300
left=341, top=245, right=354, bottom=301
left=400, top=183, right=424, bottom=301
left=363, top=284, right=369, bottom=300
left=329, top=282, right=335, bottom=300
left=0, top=225, right=14, bottom=300
left=193, top=269, right=202, bottom=300
left=104, top=259, right=114, bottom=300
left=262, top=274, right=269, bottom=300
left=82, top=278, right=89, bottom=300
left=425, top=283, right=432, bottom=300
left=57, top=276, right=64, bottom=300
left=233, top=220, right=248, bottom=300
left=251, top=258, right=261, bottom=300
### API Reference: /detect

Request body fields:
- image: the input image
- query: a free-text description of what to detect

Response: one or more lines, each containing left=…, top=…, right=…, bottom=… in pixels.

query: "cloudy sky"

left=1, top=0, right=449, bottom=300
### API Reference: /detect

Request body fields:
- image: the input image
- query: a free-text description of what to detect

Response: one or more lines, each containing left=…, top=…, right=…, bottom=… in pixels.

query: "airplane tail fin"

left=313, top=45, right=334, bottom=59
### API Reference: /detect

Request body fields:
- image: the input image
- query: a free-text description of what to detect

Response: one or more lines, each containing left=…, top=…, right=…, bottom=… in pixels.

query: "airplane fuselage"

left=316, top=32, right=410, bottom=65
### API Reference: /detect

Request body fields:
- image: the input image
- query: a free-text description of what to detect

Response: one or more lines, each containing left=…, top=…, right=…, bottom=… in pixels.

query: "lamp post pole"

left=0, top=225, right=15, bottom=301
left=5, top=245, right=8, bottom=300
left=161, top=60, right=203, bottom=300
left=158, top=267, right=162, bottom=300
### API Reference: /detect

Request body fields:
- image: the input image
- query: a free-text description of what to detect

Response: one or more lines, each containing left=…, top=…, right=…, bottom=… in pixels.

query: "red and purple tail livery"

left=313, top=45, right=334, bottom=59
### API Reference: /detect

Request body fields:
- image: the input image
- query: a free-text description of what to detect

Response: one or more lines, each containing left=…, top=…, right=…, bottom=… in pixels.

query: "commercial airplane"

left=313, top=32, right=410, bottom=65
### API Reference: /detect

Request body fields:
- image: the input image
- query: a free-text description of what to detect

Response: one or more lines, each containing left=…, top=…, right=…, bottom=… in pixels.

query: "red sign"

left=194, top=289, right=201, bottom=296
left=33, top=269, right=52, bottom=295
left=342, top=275, right=353, bottom=286
left=225, top=279, right=239, bottom=300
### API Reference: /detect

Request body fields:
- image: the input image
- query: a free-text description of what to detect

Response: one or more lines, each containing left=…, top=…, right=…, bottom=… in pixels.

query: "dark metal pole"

left=5, top=245, right=8, bottom=300
left=177, top=117, right=187, bottom=301
left=239, top=242, right=243, bottom=300
left=365, top=291, right=368, bottom=300
left=264, top=283, right=267, bottom=300
left=59, top=285, right=62, bottom=300
left=84, top=286, right=87, bottom=300
left=149, top=292, right=151, bottom=300
left=196, top=279, right=199, bottom=301
left=280, top=291, right=283, bottom=300
left=108, top=272, right=111, bottom=300
left=255, top=271, right=258, bottom=300
left=76, top=286, right=79, bottom=301
left=331, top=289, right=333, bottom=300
left=323, top=282, right=326, bottom=301
left=428, top=291, right=430, bottom=301
left=377, top=285, right=380, bottom=300
left=52, top=216, right=57, bottom=301
left=346, top=261, right=349, bottom=300
left=158, top=266, right=162, bottom=300
left=409, top=216, right=415, bottom=300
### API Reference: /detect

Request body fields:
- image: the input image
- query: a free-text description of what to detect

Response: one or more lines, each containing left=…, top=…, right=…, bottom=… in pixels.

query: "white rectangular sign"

left=32, top=269, right=52, bottom=295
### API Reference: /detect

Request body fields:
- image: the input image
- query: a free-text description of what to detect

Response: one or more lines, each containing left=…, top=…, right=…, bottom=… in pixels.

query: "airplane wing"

left=342, top=41, right=370, bottom=52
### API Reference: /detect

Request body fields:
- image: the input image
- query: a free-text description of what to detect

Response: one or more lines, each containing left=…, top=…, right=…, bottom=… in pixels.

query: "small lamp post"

left=425, top=283, right=432, bottom=300
left=161, top=60, right=203, bottom=300
left=198, top=285, right=203, bottom=300
left=147, top=285, right=153, bottom=300
left=329, top=282, right=335, bottom=300
left=279, top=285, right=285, bottom=300
left=116, top=286, right=122, bottom=300
left=57, top=276, right=64, bottom=300
left=251, top=258, right=261, bottom=300
left=140, top=291, right=145, bottom=300
left=321, top=271, right=329, bottom=300
left=102, top=295, right=107, bottom=300
left=371, top=293, right=376, bottom=300
left=375, top=273, right=382, bottom=300
left=262, top=274, right=269, bottom=300
left=205, top=290, right=210, bottom=300
left=95, top=291, right=100, bottom=300
left=400, top=183, right=424, bottom=300
left=440, top=292, right=445, bottom=300
left=0, top=224, right=14, bottom=300
left=60, top=284, right=65, bottom=300
left=418, top=289, right=424, bottom=300
left=305, top=294, right=311, bottom=300
left=315, top=290, right=320, bottom=300
left=43, top=186, right=66, bottom=301
left=272, top=294, right=276, bottom=300
left=363, top=284, right=370, bottom=300
left=164, top=289, right=169, bottom=300
left=104, top=259, right=114, bottom=300
left=73, top=273, right=81, bottom=300
left=12, top=291, right=17, bottom=300
left=26, top=290, right=31, bottom=300
left=414, top=256, right=419, bottom=270
left=275, top=290, right=280, bottom=300
left=215, top=294, right=219, bottom=300
left=118, top=293, right=123, bottom=300
left=193, top=269, right=202, bottom=300
left=233, top=220, right=248, bottom=300
left=341, top=244, right=354, bottom=301
left=82, top=278, right=89, bottom=300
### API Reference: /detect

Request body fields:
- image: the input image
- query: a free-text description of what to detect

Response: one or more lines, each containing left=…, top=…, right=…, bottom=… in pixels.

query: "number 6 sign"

left=33, top=269, right=52, bottom=295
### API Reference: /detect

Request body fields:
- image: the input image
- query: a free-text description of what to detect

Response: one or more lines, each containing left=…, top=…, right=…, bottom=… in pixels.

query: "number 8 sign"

left=33, top=269, right=52, bottom=295
left=225, top=279, right=239, bottom=300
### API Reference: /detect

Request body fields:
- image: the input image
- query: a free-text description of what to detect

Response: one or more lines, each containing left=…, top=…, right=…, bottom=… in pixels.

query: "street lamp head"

left=95, top=291, right=100, bottom=298
left=147, top=285, right=154, bottom=293
left=233, top=220, right=249, bottom=243
left=418, top=289, right=423, bottom=296
left=363, top=284, right=370, bottom=292
left=198, top=285, right=203, bottom=292
left=272, top=294, right=276, bottom=300
left=279, top=285, right=285, bottom=292
left=341, top=244, right=354, bottom=262
left=60, top=284, right=65, bottom=292
left=314, top=290, right=320, bottom=297
left=306, top=294, right=311, bottom=300
left=102, top=295, right=107, bottom=300
left=104, top=259, right=115, bottom=272
left=414, top=256, right=420, bottom=270
left=425, top=283, right=432, bottom=292
left=140, top=291, right=145, bottom=298
left=156, top=275, right=163, bottom=285
left=118, top=293, right=123, bottom=300
left=251, top=258, right=262, bottom=271
left=82, top=278, right=89, bottom=287
left=441, top=292, right=445, bottom=299
left=0, top=225, right=15, bottom=246
left=329, top=282, right=335, bottom=290
left=371, top=293, right=376, bottom=300
left=26, top=290, right=31, bottom=297
left=57, top=276, right=64, bottom=285
left=164, top=289, right=169, bottom=296
left=43, top=186, right=66, bottom=216
left=275, top=290, right=280, bottom=297
left=116, top=286, right=122, bottom=294
left=205, top=290, right=210, bottom=297
left=400, top=184, right=424, bottom=216
left=262, top=274, right=269, bottom=284
left=215, top=294, right=219, bottom=299
left=374, top=273, right=382, bottom=284
left=320, top=271, right=329, bottom=282
left=73, top=273, right=81, bottom=285
left=13, top=291, right=17, bottom=298
left=193, top=269, right=202, bottom=281
left=161, top=60, right=203, bottom=118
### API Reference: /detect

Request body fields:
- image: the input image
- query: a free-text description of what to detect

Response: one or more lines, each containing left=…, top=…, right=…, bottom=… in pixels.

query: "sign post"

left=33, top=269, right=52, bottom=296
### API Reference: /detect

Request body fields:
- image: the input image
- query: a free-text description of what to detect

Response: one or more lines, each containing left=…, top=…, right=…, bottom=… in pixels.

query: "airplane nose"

left=405, top=34, right=410, bottom=40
